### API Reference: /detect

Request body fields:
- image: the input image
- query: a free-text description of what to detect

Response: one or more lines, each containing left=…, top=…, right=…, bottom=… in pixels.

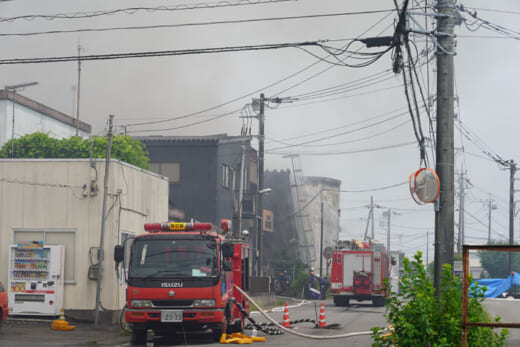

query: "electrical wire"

left=458, top=5, right=520, bottom=40
left=0, top=0, right=298, bottom=23
left=266, top=111, right=410, bottom=151
left=121, top=11, right=395, bottom=132
left=267, top=141, right=416, bottom=156
left=269, top=104, right=414, bottom=143
left=0, top=41, right=322, bottom=65
left=267, top=118, right=410, bottom=148
left=339, top=181, right=408, bottom=193
left=0, top=10, right=395, bottom=37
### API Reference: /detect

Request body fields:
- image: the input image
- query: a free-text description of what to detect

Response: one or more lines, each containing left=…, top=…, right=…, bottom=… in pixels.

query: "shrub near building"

left=0, top=132, right=149, bottom=169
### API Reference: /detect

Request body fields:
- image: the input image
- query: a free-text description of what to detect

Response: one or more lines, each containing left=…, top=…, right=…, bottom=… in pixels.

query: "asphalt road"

left=0, top=298, right=518, bottom=346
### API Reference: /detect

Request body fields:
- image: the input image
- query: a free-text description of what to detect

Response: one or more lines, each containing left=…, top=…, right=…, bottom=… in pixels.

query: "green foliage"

left=0, top=132, right=149, bottom=169
left=479, top=240, right=520, bottom=278
left=371, top=252, right=508, bottom=347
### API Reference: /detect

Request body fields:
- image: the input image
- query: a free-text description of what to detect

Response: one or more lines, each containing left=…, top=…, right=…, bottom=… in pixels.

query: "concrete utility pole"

left=487, top=195, right=496, bottom=242
left=237, top=141, right=246, bottom=238
left=320, top=190, right=324, bottom=277
left=386, top=209, right=391, bottom=252
left=94, top=115, right=114, bottom=327
left=76, top=44, right=82, bottom=136
left=363, top=196, right=374, bottom=241
left=257, top=93, right=265, bottom=276
left=508, top=161, right=517, bottom=274
left=433, top=0, right=456, bottom=292
left=457, top=170, right=465, bottom=254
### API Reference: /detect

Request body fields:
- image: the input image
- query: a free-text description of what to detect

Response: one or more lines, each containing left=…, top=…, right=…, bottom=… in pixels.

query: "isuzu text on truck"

left=330, top=239, right=395, bottom=307
left=114, top=221, right=250, bottom=345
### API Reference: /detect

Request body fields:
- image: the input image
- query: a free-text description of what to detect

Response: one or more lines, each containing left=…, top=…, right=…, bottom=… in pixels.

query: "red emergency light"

left=144, top=222, right=212, bottom=232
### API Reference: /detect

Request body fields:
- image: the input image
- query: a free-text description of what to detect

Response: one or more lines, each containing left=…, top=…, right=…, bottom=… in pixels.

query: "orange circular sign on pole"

left=409, top=168, right=440, bottom=205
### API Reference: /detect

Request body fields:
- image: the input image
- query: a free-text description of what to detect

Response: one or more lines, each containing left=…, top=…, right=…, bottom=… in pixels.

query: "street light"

left=5, top=82, right=38, bottom=158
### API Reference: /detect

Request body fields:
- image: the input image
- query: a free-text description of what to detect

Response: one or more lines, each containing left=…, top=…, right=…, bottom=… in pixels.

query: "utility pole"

left=320, top=190, right=324, bottom=277
left=457, top=170, right=465, bottom=254
left=487, top=194, right=496, bottom=242
left=371, top=196, right=375, bottom=239
left=508, top=161, right=517, bottom=274
left=426, top=230, right=430, bottom=273
left=363, top=196, right=374, bottom=241
left=94, top=115, right=114, bottom=327
left=433, top=0, right=456, bottom=293
left=237, top=141, right=246, bottom=239
left=386, top=209, right=391, bottom=252
left=250, top=94, right=290, bottom=275
left=76, top=44, right=82, bottom=136
left=257, top=93, right=265, bottom=276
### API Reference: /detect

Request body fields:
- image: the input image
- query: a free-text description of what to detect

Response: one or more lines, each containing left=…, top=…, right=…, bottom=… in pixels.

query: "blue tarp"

left=472, top=272, right=520, bottom=298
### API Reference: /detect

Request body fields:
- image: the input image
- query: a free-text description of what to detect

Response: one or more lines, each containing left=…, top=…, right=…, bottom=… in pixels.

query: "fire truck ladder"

left=287, top=154, right=316, bottom=265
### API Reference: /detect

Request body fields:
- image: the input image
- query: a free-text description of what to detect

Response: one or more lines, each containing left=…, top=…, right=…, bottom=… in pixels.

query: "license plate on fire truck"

left=161, top=310, right=183, bottom=322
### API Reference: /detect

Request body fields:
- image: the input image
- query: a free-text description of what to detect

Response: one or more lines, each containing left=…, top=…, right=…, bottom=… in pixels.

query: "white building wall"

left=0, top=100, right=89, bottom=147
left=0, top=159, right=168, bottom=315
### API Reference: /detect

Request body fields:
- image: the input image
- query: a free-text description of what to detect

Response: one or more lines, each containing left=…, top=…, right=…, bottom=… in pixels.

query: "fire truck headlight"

left=193, top=299, right=215, bottom=307
left=130, top=300, right=153, bottom=308
left=331, top=282, right=342, bottom=290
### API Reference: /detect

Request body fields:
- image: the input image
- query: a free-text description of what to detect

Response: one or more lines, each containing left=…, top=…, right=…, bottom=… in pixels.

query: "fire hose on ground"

left=233, top=284, right=382, bottom=340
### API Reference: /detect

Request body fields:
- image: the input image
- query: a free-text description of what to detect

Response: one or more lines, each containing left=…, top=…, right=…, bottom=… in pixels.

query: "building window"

left=222, top=164, right=233, bottom=188
left=149, top=162, right=181, bottom=184
left=14, top=230, right=76, bottom=284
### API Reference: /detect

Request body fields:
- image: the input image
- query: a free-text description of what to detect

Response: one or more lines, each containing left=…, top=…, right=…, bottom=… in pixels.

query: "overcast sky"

left=1, top=0, right=518, bottom=259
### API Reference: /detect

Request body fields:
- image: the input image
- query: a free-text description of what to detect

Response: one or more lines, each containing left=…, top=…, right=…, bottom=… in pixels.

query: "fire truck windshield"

left=128, top=239, right=218, bottom=279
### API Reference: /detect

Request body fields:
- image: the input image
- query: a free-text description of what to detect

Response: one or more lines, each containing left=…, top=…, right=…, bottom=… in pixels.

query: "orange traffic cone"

left=318, top=303, right=326, bottom=328
left=282, top=302, right=291, bottom=328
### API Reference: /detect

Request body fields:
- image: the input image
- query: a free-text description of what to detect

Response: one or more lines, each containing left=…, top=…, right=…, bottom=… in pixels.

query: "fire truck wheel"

left=130, top=328, right=147, bottom=345
left=373, top=297, right=386, bottom=307
left=333, top=296, right=349, bottom=307
left=212, top=320, right=227, bottom=342
left=212, top=327, right=224, bottom=342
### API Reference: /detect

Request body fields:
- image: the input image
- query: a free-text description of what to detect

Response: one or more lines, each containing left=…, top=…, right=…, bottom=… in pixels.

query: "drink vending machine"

left=8, top=242, right=65, bottom=316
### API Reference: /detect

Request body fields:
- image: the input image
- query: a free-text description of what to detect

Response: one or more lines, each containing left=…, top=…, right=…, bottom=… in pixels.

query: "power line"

left=267, top=141, right=416, bottom=156
left=0, top=40, right=321, bottom=65
left=267, top=118, right=410, bottom=148
left=269, top=11, right=396, bottom=96
left=458, top=7, right=520, bottom=15
left=0, top=0, right=298, bottom=23
left=266, top=111, right=409, bottom=151
left=125, top=11, right=394, bottom=131
left=0, top=10, right=395, bottom=37
left=338, top=181, right=408, bottom=193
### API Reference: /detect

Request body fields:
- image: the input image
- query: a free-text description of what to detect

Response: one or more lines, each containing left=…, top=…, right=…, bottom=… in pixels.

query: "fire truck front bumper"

left=125, top=307, right=224, bottom=324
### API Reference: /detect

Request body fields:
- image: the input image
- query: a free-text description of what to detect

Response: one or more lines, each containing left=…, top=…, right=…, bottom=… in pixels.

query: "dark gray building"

left=136, top=135, right=258, bottom=231
left=263, top=170, right=300, bottom=275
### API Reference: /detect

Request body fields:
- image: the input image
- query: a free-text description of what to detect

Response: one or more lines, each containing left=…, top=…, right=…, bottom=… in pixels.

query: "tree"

left=479, top=241, right=520, bottom=278
left=371, top=252, right=508, bottom=346
left=0, top=132, right=149, bottom=169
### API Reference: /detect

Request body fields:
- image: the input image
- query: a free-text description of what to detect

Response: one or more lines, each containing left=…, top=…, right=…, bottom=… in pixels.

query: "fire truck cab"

left=114, top=221, right=250, bottom=345
left=330, top=239, right=394, bottom=307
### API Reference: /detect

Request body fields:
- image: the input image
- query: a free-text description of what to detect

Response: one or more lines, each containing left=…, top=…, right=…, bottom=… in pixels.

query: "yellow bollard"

left=51, top=309, right=76, bottom=331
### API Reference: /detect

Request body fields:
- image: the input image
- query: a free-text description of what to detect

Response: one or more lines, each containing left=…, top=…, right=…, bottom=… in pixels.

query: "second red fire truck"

left=114, top=220, right=250, bottom=345
left=330, top=239, right=394, bottom=307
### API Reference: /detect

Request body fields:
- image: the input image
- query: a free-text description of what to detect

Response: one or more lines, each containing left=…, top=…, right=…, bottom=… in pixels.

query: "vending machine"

left=8, top=242, right=65, bottom=316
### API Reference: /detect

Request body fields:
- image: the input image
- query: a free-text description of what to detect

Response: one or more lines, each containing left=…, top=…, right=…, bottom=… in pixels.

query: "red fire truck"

left=114, top=220, right=250, bottom=345
left=330, top=239, right=394, bottom=307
